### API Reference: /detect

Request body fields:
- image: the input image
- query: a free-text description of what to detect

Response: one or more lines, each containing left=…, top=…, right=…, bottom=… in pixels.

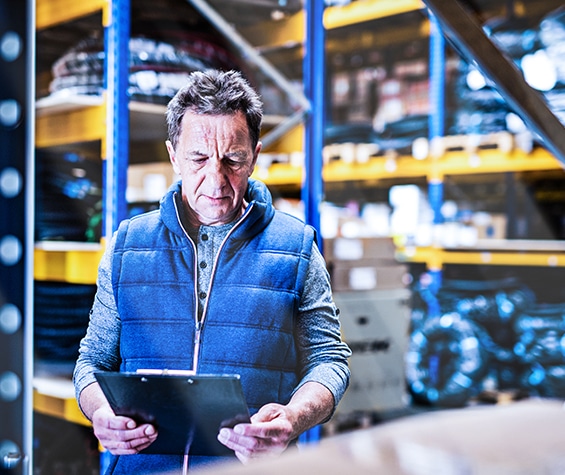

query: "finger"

left=217, top=427, right=261, bottom=453
left=251, top=404, right=284, bottom=423
left=101, top=426, right=158, bottom=455
left=234, top=420, right=289, bottom=440
left=106, top=416, right=139, bottom=431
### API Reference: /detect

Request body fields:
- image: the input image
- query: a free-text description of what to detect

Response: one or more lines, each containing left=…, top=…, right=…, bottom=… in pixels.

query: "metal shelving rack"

left=34, top=0, right=130, bottom=284
left=253, top=0, right=565, bottom=274
left=32, top=0, right=130, bottom=442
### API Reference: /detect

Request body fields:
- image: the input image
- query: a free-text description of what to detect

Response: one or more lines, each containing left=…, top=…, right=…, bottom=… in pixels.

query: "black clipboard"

left=95, top=372, right=250, bottom=456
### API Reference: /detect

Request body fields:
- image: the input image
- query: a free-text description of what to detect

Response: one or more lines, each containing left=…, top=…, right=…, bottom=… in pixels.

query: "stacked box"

left=335, top=289, right=412, bottom=413
left=324, top=237, right=411, bottom=292
left=325, top=237, right=412, bottom=413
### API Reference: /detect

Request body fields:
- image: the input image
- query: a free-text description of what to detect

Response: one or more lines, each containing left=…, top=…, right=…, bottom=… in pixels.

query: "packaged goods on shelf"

left=320, top=201, right=391, bottom=240
left=389, top=184, right=434, bottom=246
left=472, top=212, right=507, bottom=240
left=47, top=34, right=241, bottom=104
left=373, top=113, right=429, bottom=158
left=539, top=6, right=565, bottom=84
left=34, top=281, right=96, bottom=364
left=453, top=6, right=565, bottom=137
left=35, top=150, right=102, bottom=243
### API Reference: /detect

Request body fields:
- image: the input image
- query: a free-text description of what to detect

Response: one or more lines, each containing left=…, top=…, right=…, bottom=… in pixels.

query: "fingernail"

left=127, top=420, right=136, bottom=429
left=145, top=425, right=155, bottom=436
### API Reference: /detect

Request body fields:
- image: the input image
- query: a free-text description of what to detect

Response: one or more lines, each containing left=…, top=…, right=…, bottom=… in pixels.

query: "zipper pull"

left=193, top=320, right=202, bottom=373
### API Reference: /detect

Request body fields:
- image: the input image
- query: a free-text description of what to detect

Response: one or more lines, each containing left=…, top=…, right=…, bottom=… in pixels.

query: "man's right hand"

left=79, top=382, right=158, bottom=455
left=91, top=405, right=158, bottom=455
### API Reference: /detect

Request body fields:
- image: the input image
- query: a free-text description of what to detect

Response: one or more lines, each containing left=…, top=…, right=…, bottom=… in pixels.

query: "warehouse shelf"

left=241, top=0, right=424, bottom=49
left=255, top=146, right=564, bottom=186
left=36, top=95, right=297, bottom=150
left=34, top=241, right=104, bottom=285
left=36, top=0, right=108, bottom=30
left=33, top=377, right=90, bottom=427
left=35, top=102, right=107, bottom=151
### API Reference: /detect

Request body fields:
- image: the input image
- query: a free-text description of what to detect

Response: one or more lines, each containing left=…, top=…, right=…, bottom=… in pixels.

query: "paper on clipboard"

left=95, top=372, right=250, bottom=456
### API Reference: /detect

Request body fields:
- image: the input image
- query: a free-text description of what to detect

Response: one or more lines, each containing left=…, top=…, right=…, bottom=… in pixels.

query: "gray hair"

left=166, top=69, right=263, bottom=150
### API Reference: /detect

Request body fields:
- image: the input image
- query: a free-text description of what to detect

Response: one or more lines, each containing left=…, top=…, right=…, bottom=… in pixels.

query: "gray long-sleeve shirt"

left=74, top=219, right=351, bottom=411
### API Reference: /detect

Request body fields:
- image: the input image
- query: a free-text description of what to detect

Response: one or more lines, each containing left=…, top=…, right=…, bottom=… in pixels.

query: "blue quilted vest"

left=108, top=180, right=314, bottom=474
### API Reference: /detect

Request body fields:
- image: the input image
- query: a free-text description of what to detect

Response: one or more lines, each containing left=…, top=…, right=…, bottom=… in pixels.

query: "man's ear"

left=166, top=140, right=180, bottom=175
left=249, top=141, right=262, bottom=176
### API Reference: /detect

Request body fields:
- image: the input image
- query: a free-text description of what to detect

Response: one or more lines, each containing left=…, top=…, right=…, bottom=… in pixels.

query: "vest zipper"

left=199, top=201, right=254, bottom=322
left=172, top=195, right=202, bottom=373
left=173, top=192, right=254, bottom=373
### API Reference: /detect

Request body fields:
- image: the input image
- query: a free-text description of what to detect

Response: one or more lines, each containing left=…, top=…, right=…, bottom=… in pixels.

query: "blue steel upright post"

left=427, top=12, right=445, bottom=316
left=100, top=2, right=130, bottom=471
left=103, top=0, right=130, bottom=239
left=0, top=0, right=34, bottom=472
left=302, top=0, right=325, bottom=254
left=299, top=0, right=325, bottom=445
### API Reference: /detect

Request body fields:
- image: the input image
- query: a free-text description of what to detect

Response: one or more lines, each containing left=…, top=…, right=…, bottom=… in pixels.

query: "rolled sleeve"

left=294, top=243, right=351, bottom=408
left=73, top=236, right=121, bottom=403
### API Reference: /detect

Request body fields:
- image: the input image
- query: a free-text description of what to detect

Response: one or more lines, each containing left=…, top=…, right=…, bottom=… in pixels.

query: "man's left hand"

left=217, top=381, right=334, bottom=464
left=217, top=403, right=294, bottom=464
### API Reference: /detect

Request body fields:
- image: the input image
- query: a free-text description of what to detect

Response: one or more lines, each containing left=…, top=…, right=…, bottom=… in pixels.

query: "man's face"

left=166, top=110, right=261, bottom=226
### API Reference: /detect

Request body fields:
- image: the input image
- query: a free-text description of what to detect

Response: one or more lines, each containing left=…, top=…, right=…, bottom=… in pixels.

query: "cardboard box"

left=324, top=237, right=397, bottom=263
left=329, top=261, right=410, bottom=292
left=473, top=213, right=507, bottom=240
left=335, top=289, right=412, bottom=413
left=127, top=162, right=179, bottom=203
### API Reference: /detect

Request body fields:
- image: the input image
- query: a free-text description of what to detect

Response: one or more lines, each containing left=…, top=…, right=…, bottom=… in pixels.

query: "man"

left=73, top=69, right=351, bottom=474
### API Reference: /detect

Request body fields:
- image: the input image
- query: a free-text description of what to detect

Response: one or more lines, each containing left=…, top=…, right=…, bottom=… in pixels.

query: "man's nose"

left=206, top=158, right=227, bottom=188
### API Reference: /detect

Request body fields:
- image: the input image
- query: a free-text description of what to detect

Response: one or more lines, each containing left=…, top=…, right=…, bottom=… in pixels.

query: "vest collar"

left=159, top=179, right=275, bottom=241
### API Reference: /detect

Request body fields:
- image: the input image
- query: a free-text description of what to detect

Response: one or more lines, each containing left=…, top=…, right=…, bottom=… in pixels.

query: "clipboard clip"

left=136, top=369, right=197, bottom=376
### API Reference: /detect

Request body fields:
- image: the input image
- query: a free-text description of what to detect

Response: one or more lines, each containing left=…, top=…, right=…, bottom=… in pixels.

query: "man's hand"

left=79, top=381, right=158, bottom=455
left=217, top=381, right=334, bottom=464
left=217, top=403, right=295, bottom=464
left=91, top=405, right=158, bottom=455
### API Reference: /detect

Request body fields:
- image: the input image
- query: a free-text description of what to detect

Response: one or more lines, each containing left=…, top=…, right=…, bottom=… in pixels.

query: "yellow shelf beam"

left=397, top=246, right=565, bottom=269
left=324, top=0, right=425, bottom=30
left=36, top=0, right=109, bottom=30
left=433, top=147, right=564, bottom=179
left=253, top=162, right=303, bottom=186
left=33, top=389, right=90, bottom=427
left=35, top=103, right=107, bottom=153
left=34, top=243, right=104, bottom=284
left=242, top=0, right=424, bottom=49
left=258, top=147, right=563, bottom=186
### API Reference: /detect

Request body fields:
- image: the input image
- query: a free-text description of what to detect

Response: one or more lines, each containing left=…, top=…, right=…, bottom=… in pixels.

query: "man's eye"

left=226, top=159, right=242, bottom=167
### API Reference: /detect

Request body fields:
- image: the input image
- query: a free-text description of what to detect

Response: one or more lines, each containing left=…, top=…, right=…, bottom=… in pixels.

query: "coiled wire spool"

left=514, top=303, right=565, bottom=365
left=438, top=278, right=535, bottom=325
left=406, top=312, right=488, bottom=407
left=515, top=303, right=565, bottom=398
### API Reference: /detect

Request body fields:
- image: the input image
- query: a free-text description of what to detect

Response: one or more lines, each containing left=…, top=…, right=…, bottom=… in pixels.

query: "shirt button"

left=199, top=291, right=207, bottom=299
left=202, top=234, right=209, bottom=241
left=200, top=261, right=207, bottom=269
